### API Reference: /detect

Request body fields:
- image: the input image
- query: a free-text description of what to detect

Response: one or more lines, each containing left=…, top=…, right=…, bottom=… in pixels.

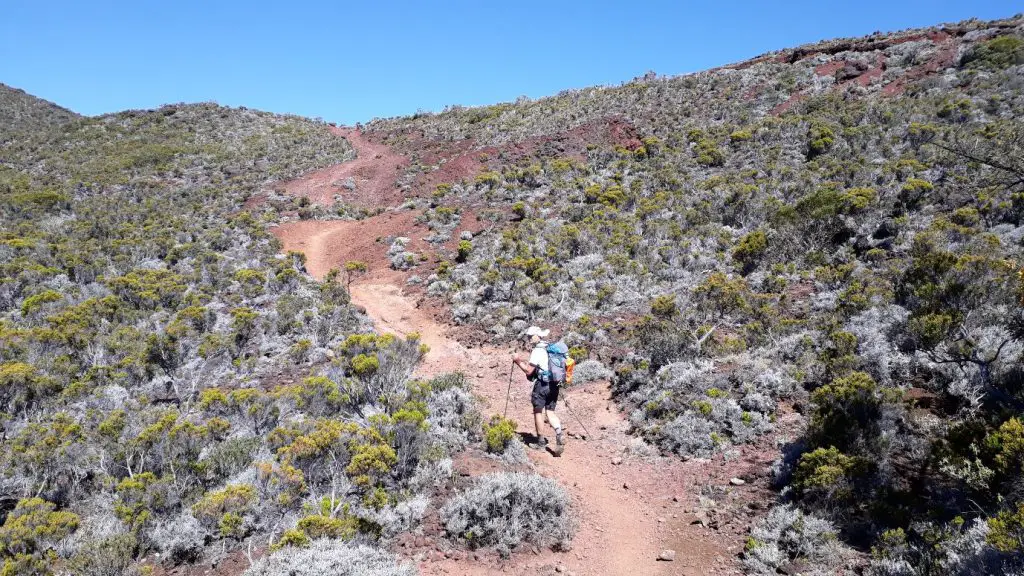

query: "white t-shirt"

left=529, top=341, right=549, bottom=372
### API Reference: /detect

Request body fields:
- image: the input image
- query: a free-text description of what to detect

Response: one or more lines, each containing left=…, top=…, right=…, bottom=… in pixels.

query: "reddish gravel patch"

left=271, top=211, right=424, bottom=282
left=771, top=91, right=806, bottom=116
left=883, top=41, right=960, bottom=96
left=814, top=60, right=847, bottom=77
left=373, top=116, right=646, bottom=202
left=854, top=54, right=887, bottom=87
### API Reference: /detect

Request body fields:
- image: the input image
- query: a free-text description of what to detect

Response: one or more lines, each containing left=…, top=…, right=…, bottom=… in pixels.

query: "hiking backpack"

left=542, top=342, right=575, bottom=385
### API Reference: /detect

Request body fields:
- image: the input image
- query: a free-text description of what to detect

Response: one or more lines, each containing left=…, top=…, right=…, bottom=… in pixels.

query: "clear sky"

left=2, top=1, right=1019, bottom=125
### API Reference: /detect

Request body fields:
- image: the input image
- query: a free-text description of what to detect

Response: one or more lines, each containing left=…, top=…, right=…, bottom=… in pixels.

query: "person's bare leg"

left=546, top=410, right=562, bottom=432
left=546, top=409, right=565, bottom=453
left=533, top=408, right=545, bottom=439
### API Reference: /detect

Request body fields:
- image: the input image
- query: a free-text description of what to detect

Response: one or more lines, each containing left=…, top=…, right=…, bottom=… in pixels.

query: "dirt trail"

left=272, top=128, right=738, bottom=576
left=351, top=283, right=727, bottom=576
left=283, top=126, right=408, bottom=208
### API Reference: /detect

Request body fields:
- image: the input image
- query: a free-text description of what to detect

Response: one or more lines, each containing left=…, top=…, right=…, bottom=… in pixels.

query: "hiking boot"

left=529, top=436, right=549, bottom=450
left=552, top=432, right=565, bottom=456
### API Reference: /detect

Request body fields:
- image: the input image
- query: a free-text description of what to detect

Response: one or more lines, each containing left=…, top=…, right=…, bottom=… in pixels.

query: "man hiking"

left=512, top=325, right=566, bottom=454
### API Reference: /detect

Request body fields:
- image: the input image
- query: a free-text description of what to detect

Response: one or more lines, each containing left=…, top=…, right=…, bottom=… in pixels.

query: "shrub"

left=192, top=484, right=256, bottom=530
left=808, top=371, right=898, bottom=453
left=649, top=294, right=678, bottom=318
left=584, top=184, right=628, bottom=207
left=441, top=472, right=574, bottom=556
left=654, top=413, right=718, bottom=458
left=475, top=171, right=501, bottom=187
left=899, top=178, right=933, bottom=208
left=732, top=230, right=767, bottom=272
left=743, top=505, right=847, bottom=574
left=425, top=373, right=481, bottom=452
left=695, top=138, right=725, bottom=166
left=456, top=240, right=473, bottom=263
left=343, top=260, right=368, bottom=287
left=988, top=502, right=1024, bottom=553
left=693, top=272, right=750, bottom=319
left=350, top=353, right=381, bottom=378
left=150, top=513, right=205, bottom=565
left=961, top=35, right=1024, bottom=70
left=20, top=289, right=62, bottom=315
left=988, top=417, right=1024, bottom=475
left=66, top=534, right=140, bottom=576
left=0, top=498, right=80, bottom=573
left=572, top=359, right=612, bottom=383
left=296, top=514, right=360, bottom=541
left=792, top=446, right=867, bottom=500
left=482, top=415, right=517, bottom=453
left=244, top=539, right=415, bottom=576
left=807, top=121, right=835, bottom=158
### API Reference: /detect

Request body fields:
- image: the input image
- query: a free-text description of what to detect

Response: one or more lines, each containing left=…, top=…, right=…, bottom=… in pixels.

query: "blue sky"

left=2, top=1, right=1019, bottom=124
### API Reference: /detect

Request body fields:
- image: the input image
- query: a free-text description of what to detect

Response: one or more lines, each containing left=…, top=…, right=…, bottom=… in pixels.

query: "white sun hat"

left=525, top=326, right=550, bottom=338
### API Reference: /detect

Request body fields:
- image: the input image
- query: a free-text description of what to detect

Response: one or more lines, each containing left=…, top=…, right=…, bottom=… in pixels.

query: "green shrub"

left=809, top=372, right=898, bottom=452
left=793, top=446, right=861, bottom=495
left=961, top=35, right=1024, bottom=70
left=483, top=415, right=517, bottom=453
left=950, top=206, right=981, bottom=228
left=20, top=290, right=62, bottom=315
left=475, top=171, right=501, bottom=187
left=649, top=294, right=678, bottom=318
left=987, top=417, right=1024, bottom=474
left=274, top=528, right=310, bottom=550
left=0, top=497, right=80, bottom=573
left=695, top=138, right=725, bottom=166
left=899, top=178, right=933, bottom=208
left=584, top=184, right=628, bottom=207
left=694, top=272, right=751, bottom=318
left=8, top=190, right=69, bottom=210
left=732, top=230, right=767, bottom=272
left=296, top=514, right=359, bottom=540
left=987, top=502, right=1024, bottom=552
left=350, top=353, right=380, bottom=377
left=807, top=122, right=835, bottom=158
left=457, top=240, right=473, bottom=263
left=192, top=484, right=256, bottom=526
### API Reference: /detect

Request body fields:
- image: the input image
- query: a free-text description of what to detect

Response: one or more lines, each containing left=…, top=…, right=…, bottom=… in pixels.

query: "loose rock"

left=657, top=549, right=676, bottom=561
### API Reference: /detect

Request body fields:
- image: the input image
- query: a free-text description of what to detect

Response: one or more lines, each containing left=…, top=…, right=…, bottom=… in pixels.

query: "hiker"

left=512, top=326, right=565, bottom=453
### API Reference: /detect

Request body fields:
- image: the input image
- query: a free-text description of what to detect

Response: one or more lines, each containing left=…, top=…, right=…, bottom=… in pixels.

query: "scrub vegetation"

left=3, top=13, right=1024, bottom=576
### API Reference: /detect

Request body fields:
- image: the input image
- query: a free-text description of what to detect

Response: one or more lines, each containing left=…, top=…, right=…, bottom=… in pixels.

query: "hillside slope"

left=0, top=83, right=79, bottom=139
left=263, top=14, right=1024, bottom=575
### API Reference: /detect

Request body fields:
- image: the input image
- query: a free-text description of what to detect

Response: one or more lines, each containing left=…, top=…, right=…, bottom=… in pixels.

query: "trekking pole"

left=562, top=392, right=591, bottom=438
left=503, top=360, right=514, bottom=418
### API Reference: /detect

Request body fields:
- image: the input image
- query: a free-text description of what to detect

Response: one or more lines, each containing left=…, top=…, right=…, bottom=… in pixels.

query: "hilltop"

left=0, top=83, right=79, bottom=138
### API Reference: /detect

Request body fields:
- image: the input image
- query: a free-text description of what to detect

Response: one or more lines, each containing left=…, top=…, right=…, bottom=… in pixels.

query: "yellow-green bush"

left=483, top=415, right=517, bottom=453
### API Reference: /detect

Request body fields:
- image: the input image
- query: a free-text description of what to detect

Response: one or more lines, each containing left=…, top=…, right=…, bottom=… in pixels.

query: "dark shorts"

left=531, top=380, right=560, bottom=411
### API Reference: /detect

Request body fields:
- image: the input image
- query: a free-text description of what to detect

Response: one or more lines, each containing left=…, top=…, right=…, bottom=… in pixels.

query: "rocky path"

left=282, top=126, right=409, bottom=208
left=272, top=128, right=742, bottom=576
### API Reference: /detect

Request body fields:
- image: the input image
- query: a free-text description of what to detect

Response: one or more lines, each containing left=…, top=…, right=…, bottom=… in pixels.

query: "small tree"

left=343, top=261, right=368, bottom=288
